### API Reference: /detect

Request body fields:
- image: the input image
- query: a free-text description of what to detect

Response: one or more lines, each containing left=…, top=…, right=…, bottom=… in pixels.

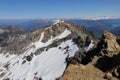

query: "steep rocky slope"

left=95, top=31, right=120, bottom=79
left=0, top=25, right=25, bottom=47
left=0, top=20, right=97, bottom=80
left=59, top=31, right=120, bottom=80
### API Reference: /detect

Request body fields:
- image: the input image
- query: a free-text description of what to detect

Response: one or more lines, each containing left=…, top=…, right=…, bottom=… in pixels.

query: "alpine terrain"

left=0, top=20, right=120, bottom=80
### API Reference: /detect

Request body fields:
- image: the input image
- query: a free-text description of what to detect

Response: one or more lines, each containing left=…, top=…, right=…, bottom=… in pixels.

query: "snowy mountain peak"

left=69, top=16, right=118, bottom=20
left=0, top=21, right=97, bottom=80
left=52, top=19, right=64, bottom=25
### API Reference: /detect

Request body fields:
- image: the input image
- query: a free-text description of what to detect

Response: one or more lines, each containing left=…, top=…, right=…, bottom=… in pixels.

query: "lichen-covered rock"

left=59, top=64, right=110, bottom=80
left=102, top=31, right=120, bottom=55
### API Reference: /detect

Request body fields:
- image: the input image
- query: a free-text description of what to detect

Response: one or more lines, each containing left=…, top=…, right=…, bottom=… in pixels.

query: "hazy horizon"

left=0, top=0, right=120, bottom=19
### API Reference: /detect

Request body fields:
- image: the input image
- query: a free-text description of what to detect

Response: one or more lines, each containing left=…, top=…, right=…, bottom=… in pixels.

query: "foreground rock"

left=92, top=31, right=120, bottom=79
left=59, top=64, right=117, bottom=80
left=102, top=31, right=120, bottom=56
left=59, top=31, right=120, bottom=80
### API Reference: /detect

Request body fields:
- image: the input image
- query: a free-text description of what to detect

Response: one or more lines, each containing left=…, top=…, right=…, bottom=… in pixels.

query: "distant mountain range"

left=0, top=19, right=52, bottom=31
left=66, top=18, right=120, bottom=37
left=0, top=18, right=120, bottom=37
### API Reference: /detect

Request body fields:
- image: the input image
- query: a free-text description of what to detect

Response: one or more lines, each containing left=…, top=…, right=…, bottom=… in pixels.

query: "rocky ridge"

left=59, top=31, right=120, bottom=80
left=0, top=20, right=97, bottom=54
left=0, top=20, right=97, bottom=80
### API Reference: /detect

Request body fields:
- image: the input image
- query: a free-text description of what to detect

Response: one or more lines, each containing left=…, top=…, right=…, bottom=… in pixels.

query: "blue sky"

left=0, top=0, right=120, bottom=19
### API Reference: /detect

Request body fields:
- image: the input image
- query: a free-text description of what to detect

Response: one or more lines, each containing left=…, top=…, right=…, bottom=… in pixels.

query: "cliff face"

left=95, top=31, right=120, bottom=79
left=59, top=31, right=120, bottom=80
left=102, top=31, right=120, bottom=55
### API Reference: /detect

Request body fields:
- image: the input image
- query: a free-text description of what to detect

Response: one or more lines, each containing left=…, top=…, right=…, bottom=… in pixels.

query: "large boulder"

left=59, top=64, right=118, bottom=80
left=94, top=31, right=120, bottom=79
left=102, top=31, right=120, bottom=55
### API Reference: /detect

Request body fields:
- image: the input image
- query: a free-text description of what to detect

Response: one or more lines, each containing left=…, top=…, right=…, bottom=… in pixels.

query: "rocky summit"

left=0, top=20, right=97, bottom=80
left=59, top=30, right=120, bottom=80
left=102, top=31, right=120, bottom=55
left=0, top=20, right=120, bottom=80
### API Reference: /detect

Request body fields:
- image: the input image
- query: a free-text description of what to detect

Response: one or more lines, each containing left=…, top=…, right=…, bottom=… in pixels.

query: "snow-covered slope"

left=0, top=40, right=78, bottom=80
left=0, top=23, right=79, bottom=80
left=0, top=20, right=96, bottom=80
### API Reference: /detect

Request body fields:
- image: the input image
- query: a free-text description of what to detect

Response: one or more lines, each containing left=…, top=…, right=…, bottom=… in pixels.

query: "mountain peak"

left=102, top=31, right=120, bottom=55
left=52, top=19, right=65, bottom=25
left=103, top=31, right=116, bottom=40
left=0, top=21, right=98, bottom=80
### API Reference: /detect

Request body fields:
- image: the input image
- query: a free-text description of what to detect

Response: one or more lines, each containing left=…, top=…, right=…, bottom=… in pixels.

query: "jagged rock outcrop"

left=102, top=31, right=120, bottom=55
left=80, top=31, right=120, bottom=65
left=93, top=31, right=120, bottom=79
left=59, top=31, right=120, bottom=80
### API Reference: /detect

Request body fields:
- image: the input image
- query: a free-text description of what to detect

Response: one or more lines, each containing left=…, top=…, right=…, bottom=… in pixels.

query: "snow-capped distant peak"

left=52, top=19, right=64, bottom=25
left=68, top=16, right=118, bottom=20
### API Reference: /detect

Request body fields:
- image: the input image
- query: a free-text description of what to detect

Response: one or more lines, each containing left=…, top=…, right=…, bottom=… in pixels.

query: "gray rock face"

left=0, top=21, right=97, bottom=56
left=59, top=30, right=120, bottom=80
left=66, top=51, right=86, bottom=64
left=98, top=31, right=120, bottom=56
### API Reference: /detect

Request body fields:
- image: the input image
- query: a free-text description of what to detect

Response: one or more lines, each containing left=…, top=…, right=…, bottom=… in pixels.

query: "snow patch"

left=52, top=19, right=64, bottom=25
left=58, top=29, right=71, bottom=39
left=26, top=28, right=71, bottom=56
left=0, top=40, right=79, bottom=80
left=0, top=27, right=77, bottom=80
